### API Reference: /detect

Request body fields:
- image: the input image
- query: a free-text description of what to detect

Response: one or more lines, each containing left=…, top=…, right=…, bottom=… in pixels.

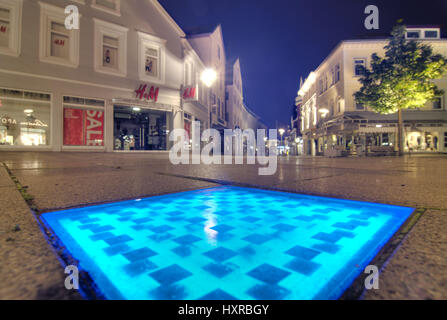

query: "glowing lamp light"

left=319, top=108, right=330, bottom=117
left=376, top=124, right=383, bottom=128
left=132, top=107, right=141, bottom=112
left=201, top=69, right=217, bottom=88
left=24, top=109, right=34, bottom=114
left=278, top=128, right=285, bottom=136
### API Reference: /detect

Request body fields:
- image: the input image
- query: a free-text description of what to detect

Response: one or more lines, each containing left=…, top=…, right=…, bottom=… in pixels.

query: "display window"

left=63, top=96, right=105, bottom=147
left=0, top=88, right=51, bottom=147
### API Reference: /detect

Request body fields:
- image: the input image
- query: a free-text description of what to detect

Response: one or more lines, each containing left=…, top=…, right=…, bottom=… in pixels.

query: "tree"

left=354, top=23, right=447, bottom=155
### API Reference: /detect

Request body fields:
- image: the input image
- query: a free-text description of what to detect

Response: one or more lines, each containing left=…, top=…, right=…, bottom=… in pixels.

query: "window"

left=138, top=32, right=165, bottom=83
left=318, top=79, right=323, bottom=95
left=354, top=59, right=366, bottom=76
left=39, top=2, right=79, bottom=67
left=406, top=31, right=420, bottom=39
left=425, top=30, right=438, bottom=38
left=334, top=64, right=340, bottom=83
left=94, top=19, right=128, bottom=77
left=433, top=97, right=443, bottom=110
left=91, top=0, right=120, bottom=16
left=337, top=98, right=342, bottom=113
left=0, top=0, right=22, bottom=57
left=0, top=88, right=51, bottom=147
left=356, top=102, right=365, bottom=110
left=323, top=74, right=328, bottom=91
left=63, top=96, right=105, bottom=147
left=444, top=132, right=447, bottom=148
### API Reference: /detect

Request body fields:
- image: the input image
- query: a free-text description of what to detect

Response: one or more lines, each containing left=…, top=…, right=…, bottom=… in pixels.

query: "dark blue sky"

left=159, top=0, right=447, bottom=128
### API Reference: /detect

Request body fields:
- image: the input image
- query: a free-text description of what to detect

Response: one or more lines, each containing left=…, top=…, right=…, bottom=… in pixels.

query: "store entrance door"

left=114, top=105, right=168, bottom=151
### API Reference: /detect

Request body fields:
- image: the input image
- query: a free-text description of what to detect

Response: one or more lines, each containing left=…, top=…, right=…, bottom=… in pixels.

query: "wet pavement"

left=0, top=151, right=446, bottom=299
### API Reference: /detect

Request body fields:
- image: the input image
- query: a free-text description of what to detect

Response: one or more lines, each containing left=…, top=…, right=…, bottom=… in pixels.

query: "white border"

left=0, top=0, right=22, bottom=57
left=93, top=18, right=128, bottom=77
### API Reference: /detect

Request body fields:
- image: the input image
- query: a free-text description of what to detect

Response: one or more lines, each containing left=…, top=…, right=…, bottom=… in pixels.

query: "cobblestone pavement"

left=0, top=152, right=446, bottom=299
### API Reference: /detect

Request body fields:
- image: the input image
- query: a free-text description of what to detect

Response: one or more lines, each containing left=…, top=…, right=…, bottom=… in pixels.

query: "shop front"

left=113, top=104, right=172, bottom=151
left=0, top=88, right=51, bottom=148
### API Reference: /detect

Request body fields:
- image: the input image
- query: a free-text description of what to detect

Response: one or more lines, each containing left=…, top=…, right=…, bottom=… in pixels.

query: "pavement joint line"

left=2, top=162, right=38, bottom=212
left=270, top=173, right=347, bottom=186
left=156, top=172, right=441, bottom=210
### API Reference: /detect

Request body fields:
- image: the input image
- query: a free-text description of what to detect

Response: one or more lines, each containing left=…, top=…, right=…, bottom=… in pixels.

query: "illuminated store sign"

left=183, top=85, right=198, bottom=101
left=135, top=84, right=159, bottom=102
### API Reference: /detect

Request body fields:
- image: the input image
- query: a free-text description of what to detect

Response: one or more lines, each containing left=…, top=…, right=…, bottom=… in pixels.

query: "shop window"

left=91, top=0, right=120, bottom=16
left=63, top=96, right=105, bottom=147
left=0, top=0, right=22, bottom=57
left=354, top=58, right=366, bottom=76
left=39, top=2, right=79, bottom=67
left=0, top=88, right=51, bottom=147
left=138, top=32, right=165, bottom=84
left=94, top=19, right=128, bottom=77
left=114, top=105, right=169, bottom=151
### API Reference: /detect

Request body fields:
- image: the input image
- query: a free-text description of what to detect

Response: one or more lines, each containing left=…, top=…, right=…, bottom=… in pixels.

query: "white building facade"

left=226, top=58, right=266, bottom=131
left=298, top=27, right=447, bottom=156
left=187, top=25, right=228, bottom=132
left=0, top=0, right=212, bottom=152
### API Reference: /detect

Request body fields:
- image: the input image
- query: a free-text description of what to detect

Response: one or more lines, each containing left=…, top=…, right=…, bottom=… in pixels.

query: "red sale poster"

left=84, top=110, right=104, bottom=146
left=63, top=108, right=84, bottom=146
left=184, top=120, right=191, bottom=140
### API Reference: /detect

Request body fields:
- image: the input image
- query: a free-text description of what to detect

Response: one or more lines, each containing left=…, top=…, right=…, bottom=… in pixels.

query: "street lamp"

left=279, top=128, right=285, bottom=156
left=201, top=68, right=217, bottom=88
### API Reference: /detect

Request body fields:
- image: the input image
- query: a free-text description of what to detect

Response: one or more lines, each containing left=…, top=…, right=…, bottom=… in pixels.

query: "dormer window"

left=406, top=27, right=440, bottom=40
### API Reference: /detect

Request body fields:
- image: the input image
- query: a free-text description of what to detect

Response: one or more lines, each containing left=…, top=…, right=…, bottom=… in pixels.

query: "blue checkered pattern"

left=43, top=186, right=412, bottom=300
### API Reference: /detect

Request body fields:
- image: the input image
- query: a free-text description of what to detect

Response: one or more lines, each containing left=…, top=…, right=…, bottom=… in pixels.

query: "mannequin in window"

left=105, top=49, right=111, bottom=64
left=145, top=58, right=152, bottom=73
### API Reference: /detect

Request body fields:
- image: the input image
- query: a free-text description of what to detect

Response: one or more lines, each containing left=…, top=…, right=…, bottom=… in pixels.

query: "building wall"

left=298, top=35, right=447, bottom=155
left=0, top=0, right=211, bottom=152
left=188, top=26, right=227, bottom=128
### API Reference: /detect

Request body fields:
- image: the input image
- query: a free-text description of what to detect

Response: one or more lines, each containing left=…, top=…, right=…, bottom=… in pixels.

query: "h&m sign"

left=182, top=85, right=198, bottom=101
left=135, top=84, right=159, bottom=102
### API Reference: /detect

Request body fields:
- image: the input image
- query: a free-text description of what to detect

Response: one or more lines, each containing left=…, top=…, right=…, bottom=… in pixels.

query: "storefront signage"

left=182, top=86, right=198, bottom=101
left=20, top=119, right=48, bottom=127
left=135, top=84, right=159, bottom=102
left=85, top=110, right=104, bottom=146
left=1, top=117, right=17, bottom=125
left=63, top=108, right=104, bottom=146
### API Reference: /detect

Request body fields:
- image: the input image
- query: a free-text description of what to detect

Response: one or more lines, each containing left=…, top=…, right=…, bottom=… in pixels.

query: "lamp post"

left=278, top=128, right=285, bottom=156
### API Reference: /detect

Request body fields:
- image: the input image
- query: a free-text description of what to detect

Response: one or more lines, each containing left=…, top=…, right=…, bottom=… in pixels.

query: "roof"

left=185, top=25, right=219, bottom=38
left=225, top=58, right=239, bottom=85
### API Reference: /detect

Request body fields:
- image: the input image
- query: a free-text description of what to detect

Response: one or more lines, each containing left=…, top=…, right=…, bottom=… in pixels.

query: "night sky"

left=159, top=0, right=447, bottom=128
